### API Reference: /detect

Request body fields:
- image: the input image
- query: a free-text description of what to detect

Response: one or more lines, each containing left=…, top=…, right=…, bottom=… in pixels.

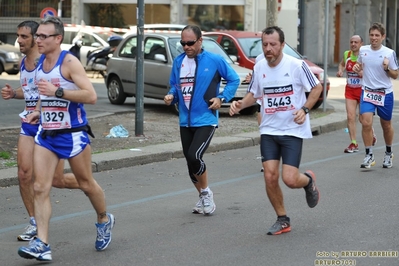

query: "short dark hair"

left=17, top=20, right=39, bottom=36
left=40, top=16, right=65, bottom=42
left=369, top=22, right=385, bottom=36
left=182, top=25, right=202, bottom=39
left=262, top=26, right=285, bottom=43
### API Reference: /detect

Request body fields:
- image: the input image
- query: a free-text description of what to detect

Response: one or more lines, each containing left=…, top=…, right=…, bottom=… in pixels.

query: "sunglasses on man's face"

left=180, top=39, right=198, bottom=47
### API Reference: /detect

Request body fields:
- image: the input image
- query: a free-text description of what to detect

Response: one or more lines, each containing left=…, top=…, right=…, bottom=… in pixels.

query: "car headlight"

left=318, top=71, right=329, bottom=83
left=6, top=52, right=19, bottom=59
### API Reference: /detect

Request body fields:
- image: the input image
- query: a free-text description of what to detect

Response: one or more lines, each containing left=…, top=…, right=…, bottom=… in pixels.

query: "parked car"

left=0, top=41, right=22, bottom=75
left=105, top=32, right=258, bottom=114
left=203, top=31, right=330, bottom=109
left=15, top=26, right=118, bottom=67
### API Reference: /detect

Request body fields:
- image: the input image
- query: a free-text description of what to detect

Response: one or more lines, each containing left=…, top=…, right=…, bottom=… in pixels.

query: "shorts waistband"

left=41, top=125, right=95, bottom=139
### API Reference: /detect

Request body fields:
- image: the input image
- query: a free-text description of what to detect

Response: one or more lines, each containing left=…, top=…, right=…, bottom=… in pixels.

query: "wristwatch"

left=55, top=87, right=64, bottom=98
left=219, top=97, right=225, bottom=103
left=301, top=106, right=309, bottom=114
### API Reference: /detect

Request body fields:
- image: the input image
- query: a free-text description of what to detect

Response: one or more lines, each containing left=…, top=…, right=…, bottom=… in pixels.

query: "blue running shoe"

left=95, top=213, right=115, bottom=251
left=18, top=238, right=52, bottom=261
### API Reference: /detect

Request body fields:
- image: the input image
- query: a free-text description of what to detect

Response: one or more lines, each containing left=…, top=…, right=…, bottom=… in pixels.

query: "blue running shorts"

left=360, top=90, right=394, bottom=121
left=34, top=130, right=91, bottom=159
left=260, top=134, right=303, bottom=168
left=20, top=123, right=39, bottom=137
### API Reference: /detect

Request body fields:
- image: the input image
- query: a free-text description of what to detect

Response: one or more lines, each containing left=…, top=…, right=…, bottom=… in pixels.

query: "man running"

left=1, top=20, right=80, bottom=242
left=353, top=22, right=398, bottom=169
left=337, top=35, right=377, bottom=153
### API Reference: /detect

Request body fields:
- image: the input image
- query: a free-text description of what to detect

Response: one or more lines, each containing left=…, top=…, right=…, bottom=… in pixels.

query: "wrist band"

left=12, top=90, right=17, bottom=99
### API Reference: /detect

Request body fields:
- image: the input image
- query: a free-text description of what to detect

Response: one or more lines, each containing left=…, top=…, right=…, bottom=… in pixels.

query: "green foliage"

left=88, top=4, right=126, bottom=28
left=0, top=151, right=11, bottom=160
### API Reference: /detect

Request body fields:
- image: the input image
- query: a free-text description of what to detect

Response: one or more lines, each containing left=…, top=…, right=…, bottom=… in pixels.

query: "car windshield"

left=237, top=37, right=303, bottom=60
left=168, top=38, right=234, bottom=64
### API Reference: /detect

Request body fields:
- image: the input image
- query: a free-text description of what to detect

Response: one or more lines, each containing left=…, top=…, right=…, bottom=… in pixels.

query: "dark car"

left=203, top=31, right=330, bottom=109
left=0, top=41, right=21, bottom=75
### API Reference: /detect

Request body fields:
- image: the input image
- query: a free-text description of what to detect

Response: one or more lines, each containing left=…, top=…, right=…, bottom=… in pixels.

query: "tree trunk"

left=266, top=0, right=278, bottom=27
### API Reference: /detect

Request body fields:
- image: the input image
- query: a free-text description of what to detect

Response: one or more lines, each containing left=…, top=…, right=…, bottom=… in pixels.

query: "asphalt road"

left=1, top=120, right=399, bottom=265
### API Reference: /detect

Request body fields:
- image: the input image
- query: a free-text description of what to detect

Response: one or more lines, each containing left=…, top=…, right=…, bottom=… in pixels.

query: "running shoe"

left=18, top=218, right=37, bottom=241
left=267, top=217, right=291, bottom=235
left=201, top=190, right=216, bottom=215
left=360, top=154, right=375, bottom=169
left=344, top=143, right=359, bottom=153
left=95, top=213, right=115, bottom=251
left=18, top=237, right=52, bottom=261
left=382, top=153, right=394, bottom=168
left=304, top=170, right=320, bottom=208
left=192, top=198, right=203, bottom=214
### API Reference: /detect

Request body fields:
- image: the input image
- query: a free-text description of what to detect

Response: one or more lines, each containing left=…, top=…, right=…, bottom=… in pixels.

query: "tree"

left=266, top=0, right=278, bottom=27
left=88, top=4, right=126, bottom=28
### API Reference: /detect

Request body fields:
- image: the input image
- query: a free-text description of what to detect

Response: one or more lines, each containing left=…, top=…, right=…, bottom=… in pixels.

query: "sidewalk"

left=0, top=97, right=347, bottom=187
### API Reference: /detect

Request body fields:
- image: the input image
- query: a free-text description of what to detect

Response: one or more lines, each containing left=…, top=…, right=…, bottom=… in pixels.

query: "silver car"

left=105, top=32, right=257, bottom=115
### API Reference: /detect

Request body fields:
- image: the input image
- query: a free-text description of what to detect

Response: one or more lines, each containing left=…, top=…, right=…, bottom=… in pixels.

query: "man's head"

left=35, top=16, right=64, bottom=54
left=180, top=25, right=203, bottom=59
left=261, top=26, right=285, bottom=66
left=349, top=35, right=363, bottom=53
left=368, top=22, right=385, bottom=50
left=17, top=21, right=39, bottom=54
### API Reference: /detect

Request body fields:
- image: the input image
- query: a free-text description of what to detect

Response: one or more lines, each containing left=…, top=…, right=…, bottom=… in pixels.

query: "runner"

left=353, top=22, right=398, bottom=169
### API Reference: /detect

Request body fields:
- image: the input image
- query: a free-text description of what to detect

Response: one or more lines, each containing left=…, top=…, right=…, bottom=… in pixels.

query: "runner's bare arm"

left=60, top=53, right=97, bottom=104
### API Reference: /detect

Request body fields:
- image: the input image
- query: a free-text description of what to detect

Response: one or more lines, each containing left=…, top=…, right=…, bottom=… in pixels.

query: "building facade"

left=1, top=0, right=398, bottom=67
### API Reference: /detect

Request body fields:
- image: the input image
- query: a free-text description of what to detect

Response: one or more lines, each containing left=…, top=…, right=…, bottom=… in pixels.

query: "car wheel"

left=239, top=105, right=257, bottom=115
left=107, top=76, right=127, bottom=105
left=312, top=100, right=323, bottom=109
left=0, top=63, right=4, bottom=75
left=6, top=70, right=19, bottom=75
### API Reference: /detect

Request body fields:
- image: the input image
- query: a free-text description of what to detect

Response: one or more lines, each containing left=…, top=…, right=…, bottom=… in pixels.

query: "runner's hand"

left=1, top=84, right=14, bottom=100
left=229, top=100, right=242, bottom=116
left=164, top=94, right=174, bottom=105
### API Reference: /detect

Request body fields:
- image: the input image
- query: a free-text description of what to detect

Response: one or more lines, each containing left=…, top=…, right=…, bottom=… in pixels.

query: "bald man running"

left=337, top=35, right=376, bottom=153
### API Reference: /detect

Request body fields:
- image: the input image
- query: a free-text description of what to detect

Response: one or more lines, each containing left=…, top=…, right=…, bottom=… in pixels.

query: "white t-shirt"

left=357, top=45, right=398, bottom=93
left=179, top=56, right=196, bottom=109
left=249, top=53, right=319, bottom=139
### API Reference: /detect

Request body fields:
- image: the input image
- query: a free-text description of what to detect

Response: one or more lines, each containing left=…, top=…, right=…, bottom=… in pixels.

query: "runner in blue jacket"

left=164, top=25, right=239, bottom=215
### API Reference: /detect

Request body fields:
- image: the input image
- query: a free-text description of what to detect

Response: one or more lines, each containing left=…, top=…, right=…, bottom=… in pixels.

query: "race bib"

left=40, top=99, right=71, bottom=129
left=19, top=99, right=39, bottom=123
left=347, top=72, right=361, bottom=86
left=262, top=85, right=294, bottom=114
left=363, top=87, right=385, bottom=106
left=180, top=77, right=194, bottom=109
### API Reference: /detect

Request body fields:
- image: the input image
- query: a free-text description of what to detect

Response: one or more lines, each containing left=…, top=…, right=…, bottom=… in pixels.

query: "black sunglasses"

left=180, top=39, right=198, bottom=47
left=34, top=34, right=59, bottom=40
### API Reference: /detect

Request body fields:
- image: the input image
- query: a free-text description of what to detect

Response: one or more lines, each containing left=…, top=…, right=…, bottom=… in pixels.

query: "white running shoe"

left=201, top=190, right=216, bottom=215
left=192, top=198, right=203, bottom=214
left=383, top=153, right=394, bottom=168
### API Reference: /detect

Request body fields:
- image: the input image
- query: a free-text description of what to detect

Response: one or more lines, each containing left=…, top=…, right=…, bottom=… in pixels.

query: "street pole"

left=135, top=0, right=144, bottom=136
left=58, top=0, right=63, bottom=17
left=322, top=0, right=329, bottom=112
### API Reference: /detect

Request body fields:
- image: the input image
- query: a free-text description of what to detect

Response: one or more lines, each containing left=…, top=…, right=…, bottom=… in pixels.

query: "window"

left=119, top=37, right=137, bottom=58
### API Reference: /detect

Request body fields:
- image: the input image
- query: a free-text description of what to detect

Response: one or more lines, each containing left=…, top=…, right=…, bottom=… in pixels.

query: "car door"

left=115, top=36, right=137, bottom=95
left=143, top=37, right=169, bottom=99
